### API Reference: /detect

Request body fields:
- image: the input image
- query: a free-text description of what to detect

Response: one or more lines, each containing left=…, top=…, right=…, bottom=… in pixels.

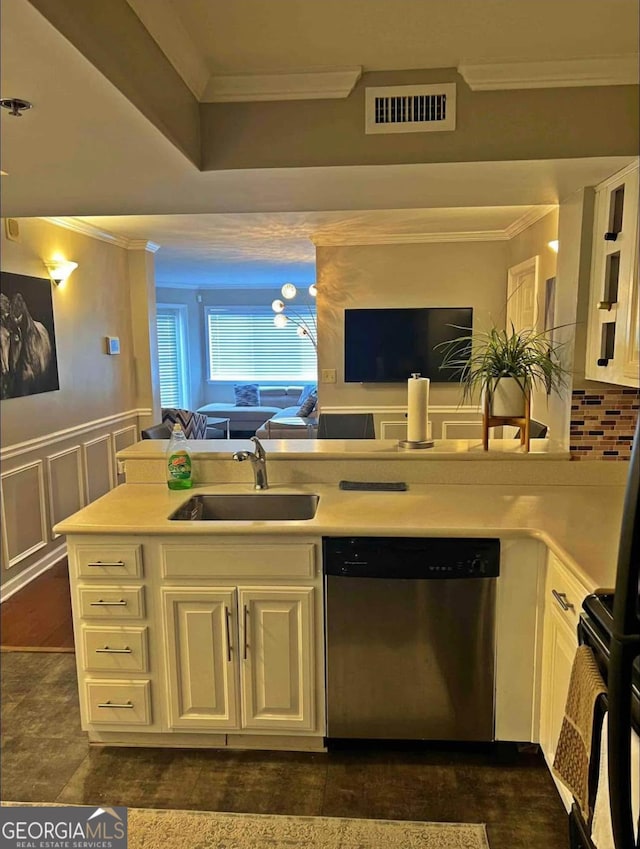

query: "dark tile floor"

left=0, top=652, right=570, bottom=849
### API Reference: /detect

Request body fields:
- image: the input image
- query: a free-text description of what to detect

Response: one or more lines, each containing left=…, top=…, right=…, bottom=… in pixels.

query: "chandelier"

left=271, top=283, right=317, bottom=350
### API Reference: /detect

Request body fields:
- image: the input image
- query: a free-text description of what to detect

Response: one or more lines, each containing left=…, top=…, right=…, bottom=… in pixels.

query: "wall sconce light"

left=44, top=259, right=78, bottom=286
left=548, top=240, right=559, bottom=253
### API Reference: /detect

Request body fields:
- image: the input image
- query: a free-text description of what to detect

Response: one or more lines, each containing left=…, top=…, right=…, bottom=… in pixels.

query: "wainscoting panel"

left=322, top=405, right=482, bottom=440
left=0, top=410, right=144, bottom=588
left=1, top=460, right=48, bottom=568
left=113, top=425, right=138, bottom=455
left=83, top=434, right=115, bottom=504
left=46, top=446, right=86, bottom=539
left=441, top=421, right=484, bottom=440
left=113, top=425, right=138, bottom=485
left=379, top=420, right=434, bottom=440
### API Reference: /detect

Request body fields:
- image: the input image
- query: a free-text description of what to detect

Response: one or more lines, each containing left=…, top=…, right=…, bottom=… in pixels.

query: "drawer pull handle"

left=552, top=589, right=574, bottom=612
left=87, top=561, right=126, bottom=568
left=90, top=600, right=128, bottom=606
left=95, top=646, right=132, bottom=654
left=97, top=700, right=134, bottom=709
left=243, top=604, right=249, bottom=660
left=225, top=607, right=232, bottom=663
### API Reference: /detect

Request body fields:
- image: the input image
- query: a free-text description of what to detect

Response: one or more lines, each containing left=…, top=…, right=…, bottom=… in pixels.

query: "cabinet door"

left=586, top=161, right=639, bottom=387
left=539, top=554, right=590, bottom=813
left=162, top=589, right=239, bottom=730
left=239, top=587, right=315, bottom=732
left=539, top=604, right=577, bottom=813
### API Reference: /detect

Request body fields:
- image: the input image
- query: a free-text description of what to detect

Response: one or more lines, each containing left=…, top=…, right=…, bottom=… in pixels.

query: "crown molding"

left=459, top=55, right=639, bottom=90
left=311, top=205, right=558, bottom=247
left=504, top=205, right=557, bottom=239
left=127, top=239, right=161, bottom=253
left=43, top=217, right=130, bottom=247
left=202, top=67, right=362, bottom=102
left=42, top=218, right=160, bottom=252
left=125, top=0, right=210, bottom=98
left=311, top=229, right=509, bottom=246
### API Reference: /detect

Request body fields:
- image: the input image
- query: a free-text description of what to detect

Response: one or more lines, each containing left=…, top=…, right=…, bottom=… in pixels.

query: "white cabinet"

left=239, top=587, right=315, bottom=732
left=586, top=160, right=639, bottom=387
left=69, top=540, right=161, bottom=734
left=67, top=535, right=324, bottom=747
left=539, top=551, right=592, bottom=812
left=162, top=585, right=315, bottom=733
left=163, top=589, right=239, bottom=730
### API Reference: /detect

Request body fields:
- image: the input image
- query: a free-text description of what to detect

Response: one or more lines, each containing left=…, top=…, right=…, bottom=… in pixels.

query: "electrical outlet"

left=321, top=368, right=337, bottom=384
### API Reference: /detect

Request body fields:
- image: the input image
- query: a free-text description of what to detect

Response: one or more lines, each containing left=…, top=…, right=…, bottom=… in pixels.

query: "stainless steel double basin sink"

left=169, top=493, right=319, bottom=522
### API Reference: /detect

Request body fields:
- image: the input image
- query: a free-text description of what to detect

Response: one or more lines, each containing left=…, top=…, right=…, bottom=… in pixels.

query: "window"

left=156, top=305, right=189, bottom=408
left=206, top=306, right=317, bottom=382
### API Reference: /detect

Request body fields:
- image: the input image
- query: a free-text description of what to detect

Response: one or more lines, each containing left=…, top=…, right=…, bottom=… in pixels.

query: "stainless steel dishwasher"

left=324, top=537, right=500, bottom=741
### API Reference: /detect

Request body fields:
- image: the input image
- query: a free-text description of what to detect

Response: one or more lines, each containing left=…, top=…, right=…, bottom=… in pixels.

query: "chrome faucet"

left=232, top=436, right=269, bottom=490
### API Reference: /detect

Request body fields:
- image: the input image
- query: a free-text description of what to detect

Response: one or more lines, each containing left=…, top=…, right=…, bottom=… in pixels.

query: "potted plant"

left=437, top=323, right=570, bottom=418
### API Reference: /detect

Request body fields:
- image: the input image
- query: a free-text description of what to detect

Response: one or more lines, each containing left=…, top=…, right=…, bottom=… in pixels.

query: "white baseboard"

left=0, top=542, right=67, bottom=602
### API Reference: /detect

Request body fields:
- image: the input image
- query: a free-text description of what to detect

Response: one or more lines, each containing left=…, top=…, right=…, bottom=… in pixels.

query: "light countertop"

left=117, top=438, right=570, bottom=461
left=54, top=480, right=626, bottom=590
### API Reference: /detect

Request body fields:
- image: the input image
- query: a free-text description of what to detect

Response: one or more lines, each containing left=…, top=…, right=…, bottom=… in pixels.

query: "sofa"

left=197, top=386, right=314, bottom=437
left=254, top=407, right=318, bottom=439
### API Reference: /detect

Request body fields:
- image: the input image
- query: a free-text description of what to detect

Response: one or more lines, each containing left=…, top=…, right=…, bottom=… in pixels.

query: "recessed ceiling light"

left=0, top=98, right=33, bottom=117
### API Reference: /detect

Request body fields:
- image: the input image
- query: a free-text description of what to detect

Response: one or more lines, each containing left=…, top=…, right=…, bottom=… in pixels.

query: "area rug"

left=2, top=805, right=489, bottom=848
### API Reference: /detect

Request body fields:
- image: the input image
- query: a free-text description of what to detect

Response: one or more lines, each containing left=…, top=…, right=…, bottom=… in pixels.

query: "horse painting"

left=0, top=272, right=60, bottom=399
left=8, top=293, right=55, bottom=396
left=0, top=292, right=11, bottom=399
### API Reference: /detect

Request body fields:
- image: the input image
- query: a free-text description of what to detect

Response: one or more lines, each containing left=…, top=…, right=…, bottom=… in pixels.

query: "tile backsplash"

left=570, top=388, right=639, bottom=460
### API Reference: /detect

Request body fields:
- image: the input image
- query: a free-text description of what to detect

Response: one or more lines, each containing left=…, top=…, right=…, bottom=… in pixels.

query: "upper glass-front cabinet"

left=586, top=160, right=639, bottom=388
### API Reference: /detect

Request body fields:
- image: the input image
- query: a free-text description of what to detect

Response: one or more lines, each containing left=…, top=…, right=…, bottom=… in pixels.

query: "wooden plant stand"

left=482, top=391, right=531, bottom=451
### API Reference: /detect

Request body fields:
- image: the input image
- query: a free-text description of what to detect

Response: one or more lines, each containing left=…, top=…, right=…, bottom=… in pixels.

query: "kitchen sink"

left=169, top=493, right=319, bottom=521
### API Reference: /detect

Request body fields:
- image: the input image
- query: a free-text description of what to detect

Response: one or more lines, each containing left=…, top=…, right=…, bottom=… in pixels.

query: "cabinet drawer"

left=75, top=544, right=143, bottom=578
left=81, top=626, right=149, bottom=673
left=546, top=553, right=590, bottom=632
left=78, top=586, right=145, bottom=619
left=86, top=680, right=151, bottom=725
left=162, top=543, right=316, bottom=580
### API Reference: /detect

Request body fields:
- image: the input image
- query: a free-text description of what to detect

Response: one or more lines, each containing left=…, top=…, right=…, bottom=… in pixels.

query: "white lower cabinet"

left=239, top=588, right=314, bottom=731
left=162, top=586, right=315, bottom=733
left=539, top=551, right=592, bottom=811
left=163, top=589, right=239, bottom=729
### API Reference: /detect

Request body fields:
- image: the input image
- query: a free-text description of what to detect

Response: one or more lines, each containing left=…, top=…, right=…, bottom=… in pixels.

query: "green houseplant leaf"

left=436, top=322, right=571, bottom=405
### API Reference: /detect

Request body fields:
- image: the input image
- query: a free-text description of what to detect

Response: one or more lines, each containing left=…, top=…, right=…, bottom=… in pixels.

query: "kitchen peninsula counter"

left=54, top=440, right=630, bottom=757
left=55, top=479, right=626, bottom=590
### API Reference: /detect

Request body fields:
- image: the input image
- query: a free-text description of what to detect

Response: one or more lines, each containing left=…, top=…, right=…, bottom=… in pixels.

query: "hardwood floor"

left=0, top=567, right=571, bottom=847
left=0, top=560, right=74, bottom=651
left=0, top=652, right=570, bottom=849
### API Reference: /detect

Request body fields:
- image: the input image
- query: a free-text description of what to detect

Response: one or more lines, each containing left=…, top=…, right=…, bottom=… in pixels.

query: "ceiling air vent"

left=365, top=83, right=456, bottom=134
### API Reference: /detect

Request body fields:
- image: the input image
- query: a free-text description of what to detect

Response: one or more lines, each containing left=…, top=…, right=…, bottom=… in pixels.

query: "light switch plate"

left=105, top=336, right=120, bottom=355
left=321, top=368, right=337, bottom=383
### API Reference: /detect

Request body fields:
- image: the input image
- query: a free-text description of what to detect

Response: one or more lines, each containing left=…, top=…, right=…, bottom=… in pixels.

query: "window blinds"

left=206, top=306, right=317, bottom=381
left=156, top=309, right=183, bottom=407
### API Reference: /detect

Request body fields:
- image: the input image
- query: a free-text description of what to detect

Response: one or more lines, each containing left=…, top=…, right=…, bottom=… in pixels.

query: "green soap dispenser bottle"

left=166, top=423, right=193, bottom=490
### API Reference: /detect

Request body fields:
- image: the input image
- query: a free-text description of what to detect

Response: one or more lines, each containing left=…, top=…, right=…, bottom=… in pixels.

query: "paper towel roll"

left=407, top=374, right=429, bottom=442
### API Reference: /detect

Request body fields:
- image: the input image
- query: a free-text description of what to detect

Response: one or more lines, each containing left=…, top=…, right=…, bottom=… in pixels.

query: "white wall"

left=316, top=240, right=510, bottom=409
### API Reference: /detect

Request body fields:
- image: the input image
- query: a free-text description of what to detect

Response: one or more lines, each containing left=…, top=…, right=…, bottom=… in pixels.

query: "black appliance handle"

left=608, top=638, right=640, bottom=849
left=610, top=417, right=640, bottom=849
left=612, top=416, right=640, bottom=639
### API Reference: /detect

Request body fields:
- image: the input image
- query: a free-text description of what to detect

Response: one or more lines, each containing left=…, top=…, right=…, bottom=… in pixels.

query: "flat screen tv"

left=344, top=307, right=473, bottom=383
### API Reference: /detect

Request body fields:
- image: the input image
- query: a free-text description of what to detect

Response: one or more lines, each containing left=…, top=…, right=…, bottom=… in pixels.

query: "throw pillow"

left=297, top=383, right=317, bottom=405
left=161, top=408, right=207, bottom=439
left=296, top=390, right=317, bottom=417
left=234, top=383, right=260, bottom=406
